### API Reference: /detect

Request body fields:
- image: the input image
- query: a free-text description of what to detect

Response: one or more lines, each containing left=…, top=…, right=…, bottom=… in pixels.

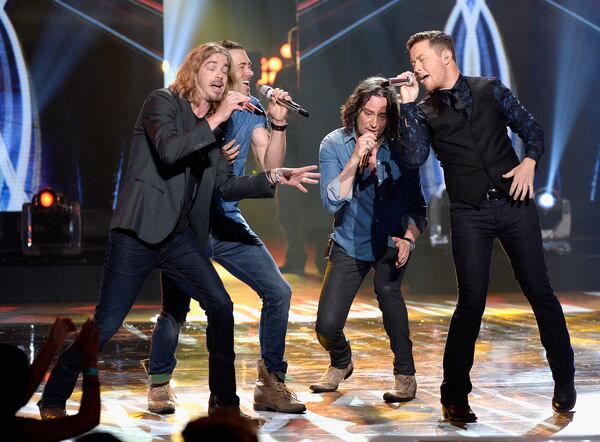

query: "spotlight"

left=280, top=43, right=292, bottom=59
left=258, top=56, right=284, bottom=86
left=268, top=56, right=283, bottom=72
left=536, top=190, right=557, bottom=210
left=534, top=187, right=571, bottom=242
left=39, top=190, right=55, bottom=208
left=21, top=188, right=82, bottom=256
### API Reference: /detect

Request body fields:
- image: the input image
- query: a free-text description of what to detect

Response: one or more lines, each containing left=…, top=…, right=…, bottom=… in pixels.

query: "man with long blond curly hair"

left=37, top=42, right=319, bottom=425
left=145, top=40, right=307, bottom=417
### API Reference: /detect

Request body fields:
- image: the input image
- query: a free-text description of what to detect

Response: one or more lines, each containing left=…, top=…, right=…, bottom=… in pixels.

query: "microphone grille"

left=259, top=85, right=273, bottom=97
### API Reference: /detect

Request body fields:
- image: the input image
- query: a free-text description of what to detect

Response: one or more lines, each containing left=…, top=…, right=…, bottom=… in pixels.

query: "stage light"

left=258, top=56, right=284, bottom=86
left=39, top=190, right=55, bottom=208
left=537, top=191, right=557, bottom=210
left=280, top=43, right=292, bottom=59
left=534, top=188, right=571, bottom=246
left=21, top=188, right=82, bottom=256
left=268, top=56, right=283, bottom=72
left=545, top=1, right=598, bottom=196
left=161, top=60, right=170, bottom=74
left=163, top=1, right=208, bottom=86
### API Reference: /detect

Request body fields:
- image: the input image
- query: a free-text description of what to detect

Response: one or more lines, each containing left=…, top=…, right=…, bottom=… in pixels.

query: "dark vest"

left=419, top=76, right=519, bottom=206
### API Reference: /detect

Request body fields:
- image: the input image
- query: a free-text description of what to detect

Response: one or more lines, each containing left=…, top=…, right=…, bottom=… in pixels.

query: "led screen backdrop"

left=1, top=0, right=162, bottom=212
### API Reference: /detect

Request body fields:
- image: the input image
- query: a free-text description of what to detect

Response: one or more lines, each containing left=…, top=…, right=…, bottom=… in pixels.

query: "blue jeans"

left=148, top=234, right=292, bottom=380
left=39, top=228, right=240, bottom=408
left=440, top=198, right=575, bottom=406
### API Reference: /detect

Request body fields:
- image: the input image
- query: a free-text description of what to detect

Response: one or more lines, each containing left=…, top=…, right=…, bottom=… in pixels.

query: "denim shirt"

left=214, top=96, right=269, bottom=225
left=399, top=75, right=545, bottom=166
left=319, top=128, right=428, bottom=261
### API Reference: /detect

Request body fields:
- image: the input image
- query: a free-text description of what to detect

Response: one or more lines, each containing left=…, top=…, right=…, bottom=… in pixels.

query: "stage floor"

left=3, top=266, right=600, bottom=441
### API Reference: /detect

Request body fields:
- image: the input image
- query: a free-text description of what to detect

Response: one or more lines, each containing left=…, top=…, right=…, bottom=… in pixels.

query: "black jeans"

left=441, top=198, right=575, bottom=406
left=315, top=244, right=415, bottom=375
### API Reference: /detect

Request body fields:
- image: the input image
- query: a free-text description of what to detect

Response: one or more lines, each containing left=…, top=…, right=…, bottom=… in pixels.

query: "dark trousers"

left=39, top=228, right=240, bottom=409
left=441, top=199, right=575, bottom=406
left=315, top=244, right=415, bottom=375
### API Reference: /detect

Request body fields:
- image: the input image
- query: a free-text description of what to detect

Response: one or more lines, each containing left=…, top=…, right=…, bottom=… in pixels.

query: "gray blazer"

left=111, top=88, right=274, bottom=245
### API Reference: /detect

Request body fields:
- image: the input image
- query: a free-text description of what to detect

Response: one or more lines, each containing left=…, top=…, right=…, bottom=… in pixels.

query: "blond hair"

left=170, top=43, right=240, bottom=112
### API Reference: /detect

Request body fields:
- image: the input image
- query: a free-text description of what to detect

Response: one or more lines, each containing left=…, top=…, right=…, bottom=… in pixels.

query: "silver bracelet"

left=267, top=168, right=282, bottom=186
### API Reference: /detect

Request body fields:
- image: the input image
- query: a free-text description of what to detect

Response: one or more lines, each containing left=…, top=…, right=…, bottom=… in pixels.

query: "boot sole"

left=383, top=392, right=415, bottom=403
left=441, top=408, right=477, bottom=423
left=552, top=389, right=576, bottom=412
left=253, top=403, right=306, bottom=414
left=309, top=366, right=354, bottom=393
left=148, top=405, right=176, bottom=415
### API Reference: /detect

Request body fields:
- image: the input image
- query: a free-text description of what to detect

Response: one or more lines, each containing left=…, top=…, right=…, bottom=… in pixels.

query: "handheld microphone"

left=259, top=85, right=310, bottom=118
left=358, top=140, right=373, bottom=171
left=244, top=102, right=264, bottom=115
left=380, top=76, right=414, bottom=87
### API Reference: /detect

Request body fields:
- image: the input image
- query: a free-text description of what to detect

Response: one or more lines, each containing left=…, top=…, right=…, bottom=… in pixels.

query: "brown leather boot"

left=253, top=359, right=306, bottom=414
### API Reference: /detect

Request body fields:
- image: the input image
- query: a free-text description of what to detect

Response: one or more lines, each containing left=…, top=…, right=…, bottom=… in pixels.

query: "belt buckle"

left=486, top=188, right=500, bottom=201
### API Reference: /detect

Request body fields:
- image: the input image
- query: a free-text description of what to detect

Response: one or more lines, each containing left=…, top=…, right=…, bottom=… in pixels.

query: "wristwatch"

left=270, top=121, right=288, bottom=131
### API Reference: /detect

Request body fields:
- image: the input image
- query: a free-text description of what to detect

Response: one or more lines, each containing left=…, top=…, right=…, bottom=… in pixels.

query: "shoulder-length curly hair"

left=170, top=42, right=240, bottom=112
left=341, top=77, right=400, bottom=142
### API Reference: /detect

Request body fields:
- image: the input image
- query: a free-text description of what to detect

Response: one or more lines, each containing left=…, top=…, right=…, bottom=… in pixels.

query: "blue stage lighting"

left=163, top=1, right=208, bottom=86
left=545, top=0, right=600, bottom=192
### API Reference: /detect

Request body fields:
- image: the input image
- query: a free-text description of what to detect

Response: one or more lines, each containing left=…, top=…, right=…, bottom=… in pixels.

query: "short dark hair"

left=406, top=30, right=456, bottom=62
left=341, top=77, right=399, bottom=142
left=220, top=40, right=245, bottom=51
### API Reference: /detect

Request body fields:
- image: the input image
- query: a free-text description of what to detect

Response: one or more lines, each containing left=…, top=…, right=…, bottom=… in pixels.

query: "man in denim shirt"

left=397, top=31, right=575, bottom=422
left=145, top=41, right=306, bottom=415
left=309, top=77, right=427, bottom=402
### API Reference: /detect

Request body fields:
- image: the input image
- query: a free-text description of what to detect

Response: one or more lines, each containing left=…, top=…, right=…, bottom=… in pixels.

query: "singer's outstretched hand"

left=395, top=71, right=419, bottom=103
left=266, top=87, right=292, bottom=122
left=273, top=165, right=320, bottom=193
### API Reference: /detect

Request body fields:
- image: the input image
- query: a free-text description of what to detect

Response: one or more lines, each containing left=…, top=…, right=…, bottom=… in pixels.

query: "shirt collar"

left=436, top=74, right=468, bottom=96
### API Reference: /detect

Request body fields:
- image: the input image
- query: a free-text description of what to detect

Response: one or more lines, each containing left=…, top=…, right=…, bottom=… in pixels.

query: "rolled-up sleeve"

left=319, top=134, right=352, bottom=214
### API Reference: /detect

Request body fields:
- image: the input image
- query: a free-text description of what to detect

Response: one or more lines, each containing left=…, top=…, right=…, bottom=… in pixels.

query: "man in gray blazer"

left=38, top=42, right=318, bottom=423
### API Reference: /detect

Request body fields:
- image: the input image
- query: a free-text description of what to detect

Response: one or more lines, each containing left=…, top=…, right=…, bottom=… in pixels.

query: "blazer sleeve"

left=141, top=90, right=217, bottom=165
left=214, top=149, right=275, bottom=201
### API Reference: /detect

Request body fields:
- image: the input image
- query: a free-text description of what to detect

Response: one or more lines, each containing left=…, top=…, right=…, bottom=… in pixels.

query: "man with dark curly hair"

left=309, top=77, right=427, bottom=402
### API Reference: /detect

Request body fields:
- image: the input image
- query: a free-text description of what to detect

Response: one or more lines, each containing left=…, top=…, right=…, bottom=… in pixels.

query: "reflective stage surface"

left=3, top=267, right=600, bottom=441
